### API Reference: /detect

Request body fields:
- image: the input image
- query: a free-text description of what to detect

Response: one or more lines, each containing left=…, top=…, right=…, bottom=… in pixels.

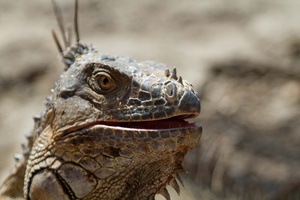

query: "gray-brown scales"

left=0, top=1, right=202, bottom=199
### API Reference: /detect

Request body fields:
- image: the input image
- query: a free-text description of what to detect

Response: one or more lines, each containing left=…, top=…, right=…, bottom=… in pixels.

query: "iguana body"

left=0, top=1, right=202, bottom=199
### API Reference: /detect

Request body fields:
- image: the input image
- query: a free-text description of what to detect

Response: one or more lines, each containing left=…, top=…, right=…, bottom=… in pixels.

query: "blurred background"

left=0, top=0, right=299, bottom=199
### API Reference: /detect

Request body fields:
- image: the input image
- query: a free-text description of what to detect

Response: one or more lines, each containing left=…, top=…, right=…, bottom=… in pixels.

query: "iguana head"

left=50, top=53, right=201, bottom=138
left=24, top=1, right=202, bottom=199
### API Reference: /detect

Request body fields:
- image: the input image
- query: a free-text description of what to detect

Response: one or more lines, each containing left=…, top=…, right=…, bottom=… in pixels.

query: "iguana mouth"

left=102, top=115, right=198, bottom=130
left=60, top=114, right=201, bottom=136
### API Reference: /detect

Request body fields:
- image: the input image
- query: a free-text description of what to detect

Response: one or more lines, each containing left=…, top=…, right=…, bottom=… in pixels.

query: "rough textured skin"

left=0, top=1, right=202, bottom=200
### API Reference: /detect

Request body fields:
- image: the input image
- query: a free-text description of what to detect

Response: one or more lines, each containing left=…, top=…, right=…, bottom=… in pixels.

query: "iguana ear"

left=51, top=0, right=89, bottom=70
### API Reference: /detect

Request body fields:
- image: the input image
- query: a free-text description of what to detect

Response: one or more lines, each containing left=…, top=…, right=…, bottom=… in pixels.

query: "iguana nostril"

left=165, top=82, right=177, bottom=101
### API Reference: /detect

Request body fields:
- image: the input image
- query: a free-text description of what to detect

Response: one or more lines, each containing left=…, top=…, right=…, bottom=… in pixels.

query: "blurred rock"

left=184, top=59, right=300, bottom=199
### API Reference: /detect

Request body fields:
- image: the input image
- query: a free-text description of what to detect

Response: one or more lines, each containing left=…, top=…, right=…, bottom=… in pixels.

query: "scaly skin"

left=0, top=1, right=202, bottom=200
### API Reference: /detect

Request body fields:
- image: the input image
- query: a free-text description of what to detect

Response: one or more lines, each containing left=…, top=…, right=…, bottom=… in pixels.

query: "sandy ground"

left=0, top=0, right=300, bottom=199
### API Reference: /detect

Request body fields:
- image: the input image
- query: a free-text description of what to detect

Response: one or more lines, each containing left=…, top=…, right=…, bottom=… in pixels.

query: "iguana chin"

left=0, top=1, right=202, bottom=199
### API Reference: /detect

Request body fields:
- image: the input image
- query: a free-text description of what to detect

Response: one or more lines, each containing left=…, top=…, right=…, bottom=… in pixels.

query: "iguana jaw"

left=57, top=116, right=202, bottom=152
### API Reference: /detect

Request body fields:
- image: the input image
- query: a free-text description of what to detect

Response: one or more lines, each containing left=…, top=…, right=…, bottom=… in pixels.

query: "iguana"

left=0, top=1, right=202, bottom=199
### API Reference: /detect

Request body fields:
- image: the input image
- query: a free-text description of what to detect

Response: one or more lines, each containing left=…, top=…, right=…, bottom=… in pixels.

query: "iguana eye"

left=96, top=73, right=114, bottom=90
left=87, top=64, right=130, bottom=96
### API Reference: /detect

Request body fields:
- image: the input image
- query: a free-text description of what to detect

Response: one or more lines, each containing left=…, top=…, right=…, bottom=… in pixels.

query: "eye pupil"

left=102, top=77, right=109, bottom=85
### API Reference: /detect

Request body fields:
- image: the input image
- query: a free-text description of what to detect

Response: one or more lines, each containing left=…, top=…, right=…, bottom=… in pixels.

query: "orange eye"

left=98, top=74, right=113, bottom=90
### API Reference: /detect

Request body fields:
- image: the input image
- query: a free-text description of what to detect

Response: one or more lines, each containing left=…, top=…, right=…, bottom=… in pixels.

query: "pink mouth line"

left=102, top=118, right=195, bottom=130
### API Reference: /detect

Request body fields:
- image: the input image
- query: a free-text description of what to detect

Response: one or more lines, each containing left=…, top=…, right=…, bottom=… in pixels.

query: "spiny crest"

left=158, top=175, right=183, bottom=200
left=169, top=178, right=181, bottom=195
left=158, top=188, right=171, bottom=200
left=165, top=68, right=184, bottom=86
left=51, top=0, right=93, bottom=70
